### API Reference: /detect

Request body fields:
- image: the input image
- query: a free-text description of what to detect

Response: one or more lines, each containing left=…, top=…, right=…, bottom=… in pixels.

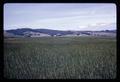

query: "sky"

left=4, top=3, right=116, bottom=31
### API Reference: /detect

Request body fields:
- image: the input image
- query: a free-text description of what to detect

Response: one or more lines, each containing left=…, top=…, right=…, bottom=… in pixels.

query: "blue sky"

left=4, top=3, right=116, bottom=31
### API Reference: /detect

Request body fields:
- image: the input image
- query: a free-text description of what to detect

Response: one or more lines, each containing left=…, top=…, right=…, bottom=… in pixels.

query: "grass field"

left=4, top=36, right=116, bottom=79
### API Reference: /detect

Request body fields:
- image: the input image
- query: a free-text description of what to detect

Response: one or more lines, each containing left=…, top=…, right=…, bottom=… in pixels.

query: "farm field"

left=4, top=36, right=116, bottom=79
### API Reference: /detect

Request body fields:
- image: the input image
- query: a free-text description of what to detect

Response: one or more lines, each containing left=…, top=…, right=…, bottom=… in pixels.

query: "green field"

left=4, top=36, right=116, bottom=79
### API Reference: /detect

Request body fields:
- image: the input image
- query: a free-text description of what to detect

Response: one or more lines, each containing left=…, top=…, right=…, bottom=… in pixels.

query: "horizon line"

left=4, top=27, right=116, bottom=31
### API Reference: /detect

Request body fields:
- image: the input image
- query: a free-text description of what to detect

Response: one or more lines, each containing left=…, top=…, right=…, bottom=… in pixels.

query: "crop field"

left=4, top=36, right=116, bottom=79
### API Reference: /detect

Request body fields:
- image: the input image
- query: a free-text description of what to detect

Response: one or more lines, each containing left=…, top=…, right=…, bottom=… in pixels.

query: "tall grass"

left=4, top=37, right=116, bottom=79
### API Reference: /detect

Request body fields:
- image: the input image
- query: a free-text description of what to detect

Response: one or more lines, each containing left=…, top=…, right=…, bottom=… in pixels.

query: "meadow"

left=4, top=36, right=116, bottom=79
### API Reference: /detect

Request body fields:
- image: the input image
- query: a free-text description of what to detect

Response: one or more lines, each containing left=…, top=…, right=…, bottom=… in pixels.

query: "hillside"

left=4, top=28, right=116, bottom=37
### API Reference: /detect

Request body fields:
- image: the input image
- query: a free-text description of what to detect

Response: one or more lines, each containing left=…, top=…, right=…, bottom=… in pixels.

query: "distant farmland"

left=4, top=37, right=116, bottom=79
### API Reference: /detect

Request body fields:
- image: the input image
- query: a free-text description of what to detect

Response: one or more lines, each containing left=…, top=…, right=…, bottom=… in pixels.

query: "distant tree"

left=51, top=34, right=54, bottom=37
left=77, top=33, right=80, bottom=36
left=105, top=30, right=109, bottom=32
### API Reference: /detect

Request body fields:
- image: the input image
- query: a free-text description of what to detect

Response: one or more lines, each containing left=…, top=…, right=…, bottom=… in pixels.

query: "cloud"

left=4, top=3, right=116, bottom=30
left=83, top=23, right=116, bottom=31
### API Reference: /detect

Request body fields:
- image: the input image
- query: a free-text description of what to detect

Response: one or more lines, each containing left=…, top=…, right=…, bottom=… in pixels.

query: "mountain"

left=6, top=28, right=35, bottom=36
left=4, top=28, right=116, bottom=37
left=6, top=28, right=74, bottom=36
left=4, top=31, right=23, bottom=38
